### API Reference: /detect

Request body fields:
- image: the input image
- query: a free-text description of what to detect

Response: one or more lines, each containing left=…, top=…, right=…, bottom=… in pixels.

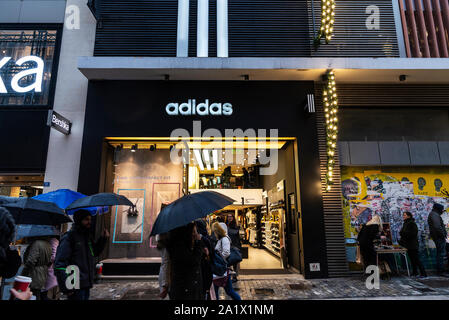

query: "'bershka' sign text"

left=47, top=110, right=72, bottom=135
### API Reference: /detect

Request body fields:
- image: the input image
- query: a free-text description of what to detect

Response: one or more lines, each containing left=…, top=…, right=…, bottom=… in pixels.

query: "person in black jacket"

left=427, top=203, right=448, bottom=275
left=195, top=218, right=213, bottom=300
left=167, top=222, right=204, bottom=300
left=357, top=215, right=382, bottom=271
left=54, top=210, right=108, bottom=300
left=0, top=207, right=31, bottom=300
left=226, top=213, right=241, bottom=282
left=399, top=212, right=427, bottom=278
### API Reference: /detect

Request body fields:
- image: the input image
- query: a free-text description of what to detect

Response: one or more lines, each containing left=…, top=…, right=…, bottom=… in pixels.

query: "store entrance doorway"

left=103, top=137, right=302, bottom=275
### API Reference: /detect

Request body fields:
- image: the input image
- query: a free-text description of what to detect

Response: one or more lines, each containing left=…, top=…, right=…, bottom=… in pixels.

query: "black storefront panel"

left=0, top=109, right=50, bottom=172
left=79, top=80, right=328, bottom=278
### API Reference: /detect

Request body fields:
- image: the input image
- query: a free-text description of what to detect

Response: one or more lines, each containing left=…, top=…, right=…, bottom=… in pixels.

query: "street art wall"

left=341, top=167, right=449, bottom=270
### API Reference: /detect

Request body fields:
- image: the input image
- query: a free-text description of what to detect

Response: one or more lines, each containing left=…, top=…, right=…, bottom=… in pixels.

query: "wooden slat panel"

left=401, top=0, right=449, bottom=57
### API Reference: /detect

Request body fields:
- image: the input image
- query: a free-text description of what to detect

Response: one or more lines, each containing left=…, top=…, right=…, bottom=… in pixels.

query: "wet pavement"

left=89, top=273, right=449, bottom=300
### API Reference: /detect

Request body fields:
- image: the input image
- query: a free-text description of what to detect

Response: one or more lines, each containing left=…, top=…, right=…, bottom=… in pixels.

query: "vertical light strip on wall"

left=212, top=149, right=219, bottom=170
left=194, top=149, right=205, bottom=170
left=323, top=70, right=339, bottom=191
left=203, top=149, right=212, bottom=170
left=197, top=0, right=209, bottom=57
left=217, top=0, right=229, bottom=57
left=177, top=0, right=189, bottom=57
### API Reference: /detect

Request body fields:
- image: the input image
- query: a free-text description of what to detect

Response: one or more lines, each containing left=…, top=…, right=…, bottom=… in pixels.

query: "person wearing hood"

left=54, top=209, right=109, bottom=300
left=357, top=215, right=382, bottom=271
left=427, top=203, right=448, bottom=275
left=211, top=222, right=241, bottom=300
left=399, top=212, right=427, bottom=278
left=21, top=236, right=52, bottom=300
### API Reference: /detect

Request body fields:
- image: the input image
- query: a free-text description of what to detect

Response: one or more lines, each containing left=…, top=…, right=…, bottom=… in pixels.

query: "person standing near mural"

left=427, top=203, right=448, bottom=275
left=399, top=212, right=427, bottom=278
left=357, top=215, right=382, bottom=277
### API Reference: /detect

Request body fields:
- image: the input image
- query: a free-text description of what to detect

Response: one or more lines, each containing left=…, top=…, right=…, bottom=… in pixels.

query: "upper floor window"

left=0, top=28, right=60, bottom=106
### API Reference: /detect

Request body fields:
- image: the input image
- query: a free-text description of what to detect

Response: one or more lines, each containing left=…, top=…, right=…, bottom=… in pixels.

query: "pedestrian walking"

left=54, top=209, right=109, bottom=300
left=357, top=215, right=382, bottom=274
left=41, top=236, right=60, bottom=300
left=212, top=222, right=241, bottom=300
left=226, top=213, right=241, bottom=282
left=195, top=218, right=214, bottom=300
left=399, top=212, right=427, bottom=278
left=21, top=236, right=52, bottom=300
left=427, top=203, right=448, bottom=275
left=166, top=222, right=204, bottom=300
left=156, top=232, right=170, bottom=299
left=0, top=207, right=31, bottom=300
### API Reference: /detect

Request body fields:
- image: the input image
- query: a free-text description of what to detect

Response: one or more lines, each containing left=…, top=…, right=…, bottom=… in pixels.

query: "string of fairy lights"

left=323, top=70, right=338, bottom=192
left=315, top=0, right=335, bottom=45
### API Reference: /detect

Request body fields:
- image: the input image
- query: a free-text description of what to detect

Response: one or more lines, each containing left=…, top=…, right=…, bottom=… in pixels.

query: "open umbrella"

left=150, top=191, right=235, bottom=236
left=2, top=198, right=72, bottom=225
left=65, top=192, right=134, bottom=211
left=0, top=195, right=18, bottom=205
left=33, top=189, right=107, bottom=215
left=15, top=224, right=60, bottom=241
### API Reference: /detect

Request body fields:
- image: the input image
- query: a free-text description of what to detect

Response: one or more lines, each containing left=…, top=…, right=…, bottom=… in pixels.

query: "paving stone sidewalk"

left=89, top=274, right=449, bottom=300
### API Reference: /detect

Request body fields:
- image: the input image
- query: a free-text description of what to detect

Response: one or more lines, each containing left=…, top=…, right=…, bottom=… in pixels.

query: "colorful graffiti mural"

left=341, top=167, right=449, bottom=269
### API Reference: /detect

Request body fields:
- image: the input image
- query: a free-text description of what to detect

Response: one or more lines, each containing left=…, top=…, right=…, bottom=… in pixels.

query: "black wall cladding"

left=228, top=0, right=311, bottom=57
left=94, top=0, right=178, bottom=57
left=93, top=0, right=398, bottom=57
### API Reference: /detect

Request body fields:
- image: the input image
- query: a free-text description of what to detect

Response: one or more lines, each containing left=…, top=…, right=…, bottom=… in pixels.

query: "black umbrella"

left=65, top=192, right=134, bottom=211
left=2, top=198, right=72, bottom=225
left=0, top=195, right=19, bottom=205
left=150, top=191, right=235, bottom=236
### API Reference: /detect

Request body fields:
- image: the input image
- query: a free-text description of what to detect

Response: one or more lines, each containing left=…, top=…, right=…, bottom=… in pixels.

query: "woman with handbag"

left=211, top=222, right=241, bottom=300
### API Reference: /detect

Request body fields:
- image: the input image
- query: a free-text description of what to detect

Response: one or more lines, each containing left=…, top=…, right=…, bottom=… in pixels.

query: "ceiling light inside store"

left=194, top=149, right=205, bottom=171
left=203, top=150, right=212, bottom=171
left=212, top=150, right=218, bottom=171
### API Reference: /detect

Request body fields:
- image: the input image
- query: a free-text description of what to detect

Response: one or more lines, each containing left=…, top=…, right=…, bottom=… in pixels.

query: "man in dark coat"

left=167, top=223, right=204, bottom=300
left=399, top=212, right=427, bottom=277
left=54, top=210, right=109, bottom=300
left=195, top=218, right=213, bottom=299
left=427, top=203, right=448, bottom=275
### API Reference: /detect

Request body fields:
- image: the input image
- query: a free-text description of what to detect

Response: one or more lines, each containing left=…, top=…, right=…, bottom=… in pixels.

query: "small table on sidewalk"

left=375, top=246, right=410, bottom=277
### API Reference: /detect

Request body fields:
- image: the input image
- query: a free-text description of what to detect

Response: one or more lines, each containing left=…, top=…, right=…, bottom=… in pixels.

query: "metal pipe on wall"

left=432, top=0, right=449, bottom=57
left=414, top=0, right=431, bottom=57
left=405, top=0, right=422, bottom=56
left=423, top=0, right=440, bottom=57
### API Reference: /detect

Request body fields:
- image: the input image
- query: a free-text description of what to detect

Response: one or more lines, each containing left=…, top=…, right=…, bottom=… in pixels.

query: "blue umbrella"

left=15, top=224, right=60, bottom=241
left=33, top=189, right=107, bottom=215
left=150, top=191, right=235, bottom=236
